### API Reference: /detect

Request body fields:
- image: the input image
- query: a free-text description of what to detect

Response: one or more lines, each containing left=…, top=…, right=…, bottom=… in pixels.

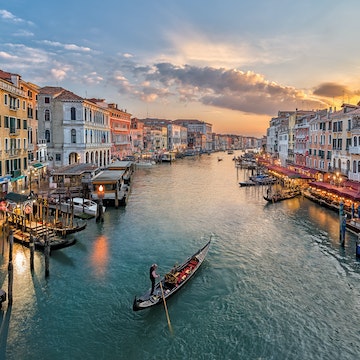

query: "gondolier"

left=149, top=264, right=159, bottom=295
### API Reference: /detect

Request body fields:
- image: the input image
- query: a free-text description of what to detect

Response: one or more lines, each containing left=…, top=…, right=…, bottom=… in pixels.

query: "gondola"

left=132, top=237, right=211, bottom=311
left=263, top=189, right=301, bottom=203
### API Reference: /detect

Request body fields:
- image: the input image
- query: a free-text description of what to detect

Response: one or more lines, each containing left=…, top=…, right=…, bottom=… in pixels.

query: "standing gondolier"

left=149, top=264, right=159, bottom=295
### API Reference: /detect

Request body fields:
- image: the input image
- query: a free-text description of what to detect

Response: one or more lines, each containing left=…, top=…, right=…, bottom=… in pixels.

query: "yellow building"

left=0, top=70, right=32, bottom=194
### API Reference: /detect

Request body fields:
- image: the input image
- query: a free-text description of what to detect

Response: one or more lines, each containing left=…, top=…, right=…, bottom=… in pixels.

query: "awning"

left=10, top=175, right=25, bottom=182
left=267, top=165, right=314, bottom=179
left=309, top=181, right=360, bottom=201
left=5, top=192, right=29, bottom=203
left=32, top=163, right=45, bottom=169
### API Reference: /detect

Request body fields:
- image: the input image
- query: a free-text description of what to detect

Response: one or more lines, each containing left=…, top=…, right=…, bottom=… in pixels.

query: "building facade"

left=38, top=87, right=111, bottom=169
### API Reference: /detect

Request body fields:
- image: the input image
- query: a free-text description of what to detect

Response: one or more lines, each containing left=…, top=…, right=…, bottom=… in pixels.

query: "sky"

left=1, top=0, right=360, bottom=137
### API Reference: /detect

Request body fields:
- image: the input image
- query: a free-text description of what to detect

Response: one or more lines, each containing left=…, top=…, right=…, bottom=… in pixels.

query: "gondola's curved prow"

left=132, top=237, right=212, bottom=311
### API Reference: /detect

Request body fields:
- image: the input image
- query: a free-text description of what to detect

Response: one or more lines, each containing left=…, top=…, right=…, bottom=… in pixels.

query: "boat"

left=56, top=197, right=105, bottom=217
left=239, top=180, right=257, bottom=187
left=50, top=219, right=87, bottom=236
left=263, top=189, right=301, bottom=203
left=249, top=174, right=276, bottom=185
left=133, top=238, right=211, bottom=311
left=12, top=228, right=76, bottom=251
left=135, top=160, right=156, bottom=167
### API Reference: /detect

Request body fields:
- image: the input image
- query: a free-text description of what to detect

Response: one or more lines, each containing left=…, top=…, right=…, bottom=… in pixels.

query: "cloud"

left=0, top=51, right=17, bottom=60
left=51, top=68, right=67, bottom=81
left=41, top=40, right=92, bottom=52
left=13, top=29, right=34, bottom=37
left=125, top=62, right=328, bottom=115
left=313, top=82, right=350, bottom=98
left=0, top=9, right=34, bottom=25
left=83, top=72, right=104, bottom=85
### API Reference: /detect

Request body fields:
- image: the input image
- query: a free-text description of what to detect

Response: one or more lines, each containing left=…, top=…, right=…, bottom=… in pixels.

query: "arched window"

left=71, top=129, right=76, bottom=143
left=45, top=130, right=50, bottom=143
left=354, top=137, right=358, bottom=147
left=353, top=160, right=357, bottom=173
left=71, top=107, right=76, bottom=120
left=45, top=109, right=50, bottom=121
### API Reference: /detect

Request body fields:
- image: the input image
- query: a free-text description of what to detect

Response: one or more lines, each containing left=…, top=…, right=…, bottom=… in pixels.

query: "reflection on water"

left=90, top=234, right=109, bottom=278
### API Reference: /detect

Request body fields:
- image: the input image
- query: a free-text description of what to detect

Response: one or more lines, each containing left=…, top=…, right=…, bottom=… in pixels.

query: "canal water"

left=1, top=152, right=360, bottom=360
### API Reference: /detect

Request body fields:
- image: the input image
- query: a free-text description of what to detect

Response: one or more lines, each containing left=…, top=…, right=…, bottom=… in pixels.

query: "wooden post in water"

left=8, top=230, right=13, bottom=306
left=1, top=223, right=4, bottom=256
left=29, top=233, right=35, bottom=272
left=44, top=235, right=50, bottom=277
left=339, top=200, right=345, bottom=246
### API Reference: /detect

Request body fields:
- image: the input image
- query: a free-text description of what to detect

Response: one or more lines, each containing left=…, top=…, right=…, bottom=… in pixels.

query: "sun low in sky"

left=1, top=0, right=360, bottom=137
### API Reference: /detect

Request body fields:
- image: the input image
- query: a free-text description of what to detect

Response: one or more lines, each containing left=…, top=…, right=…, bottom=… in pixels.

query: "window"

left=354, top=161, right=357, bottom=173
left=355, top=137, right=358, bottom=147
left=9, top=117, right=16, bottom=133
left=45, top=97, right=50, bottom=103
left=23, top=119, right=27, bottom=129
left=4, top=94, right=8, bottom=105
left=17, top=118, right=21, bottom=129
left=28, top=106, right=33, bottom=119
left=71, top=107, right=76, bottom=120
left=71, top=129, right=76, bottom=143
left=337, top=138, right=342, bottom=150
left=55, top=153, right=61, bottom=161
left=45, top=130, right=51, bottom=143
left=45, top=109, right=50, bottom=121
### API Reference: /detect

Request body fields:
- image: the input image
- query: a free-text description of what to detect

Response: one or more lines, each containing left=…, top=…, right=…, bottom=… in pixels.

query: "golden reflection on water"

left=14, top=251, right=28, bottom=275
left=90, top=235, right=109, bottom=278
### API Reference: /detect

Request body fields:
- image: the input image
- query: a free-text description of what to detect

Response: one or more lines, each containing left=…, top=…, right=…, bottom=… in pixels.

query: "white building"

left=38, top=87, right=111, bottom=169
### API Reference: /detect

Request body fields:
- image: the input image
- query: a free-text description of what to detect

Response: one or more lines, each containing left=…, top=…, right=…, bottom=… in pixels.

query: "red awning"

left=310, top=181, right=360, bottom=201
left=267, top=165, right=314, bottom=179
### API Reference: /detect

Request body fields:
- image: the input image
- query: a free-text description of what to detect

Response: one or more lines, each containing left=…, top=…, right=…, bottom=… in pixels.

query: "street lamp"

left=96, top=184, right=104, bottom=222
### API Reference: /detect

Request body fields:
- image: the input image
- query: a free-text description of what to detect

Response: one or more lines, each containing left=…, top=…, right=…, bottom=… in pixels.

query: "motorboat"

left=56, top=197, right=105, bottom=217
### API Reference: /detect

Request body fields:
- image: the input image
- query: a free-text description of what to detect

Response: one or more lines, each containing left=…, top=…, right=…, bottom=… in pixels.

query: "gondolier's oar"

left=159, top=280, right=173, bottom=334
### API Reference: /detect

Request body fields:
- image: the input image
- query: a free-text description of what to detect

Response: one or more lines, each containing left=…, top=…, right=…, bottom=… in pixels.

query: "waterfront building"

left=266, top=111, right=293, bottom=162
left=167, top=123, right=187, bottom=152
left=348, top=108, right=360, bottom=182
left=143, top=126, right=167, bottom=152
left=308, top=109, right=332, bottom=180
left=87, top=100, right=131, bottom=160
left=278, top=119, right=289, bottom=167
left=0, top=70, right=30, bottom=194
left=38, top=87, right=111, bottom=169
left=130, top=117, right=144, bottom=153
left=173, top=119, right=213, bottom=152
left=294, top=112, right=314, bottom=167
left=330, top=104, right=359, bottom=180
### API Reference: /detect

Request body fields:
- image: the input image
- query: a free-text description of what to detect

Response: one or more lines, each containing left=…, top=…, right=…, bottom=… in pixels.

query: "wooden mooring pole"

left=29, top=233, right=35, bottom=272
left=8, top=230, right=13, bottom=306
left=44, top=236, right=50, bottom=277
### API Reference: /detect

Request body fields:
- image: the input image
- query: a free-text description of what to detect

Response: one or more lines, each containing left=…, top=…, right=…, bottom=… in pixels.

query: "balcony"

left=9, top=128, right=20, bottom=136
left=348, top=146, right=360, bottom=154
left=6, top=149, right=20, bottom=157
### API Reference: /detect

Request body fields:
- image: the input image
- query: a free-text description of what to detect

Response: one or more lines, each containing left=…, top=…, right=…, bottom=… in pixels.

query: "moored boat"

left=133, top=237, right=211, bottom=311
left=53, top=197, right=105, bottom=217
left=263, top=189, right=301, bottom=203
